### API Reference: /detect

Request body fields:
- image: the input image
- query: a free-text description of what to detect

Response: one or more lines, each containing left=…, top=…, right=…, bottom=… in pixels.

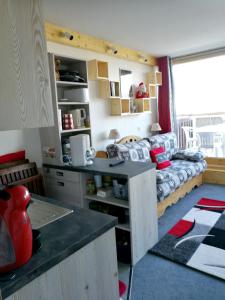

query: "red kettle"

left=0, top=185, right=33, bottom=273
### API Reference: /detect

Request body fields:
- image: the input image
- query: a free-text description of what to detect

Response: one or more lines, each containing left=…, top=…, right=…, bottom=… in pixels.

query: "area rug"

left=150, top=198, right=225, bottom=280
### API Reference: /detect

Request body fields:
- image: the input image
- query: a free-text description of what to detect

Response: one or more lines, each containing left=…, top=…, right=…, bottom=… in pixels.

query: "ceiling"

left=43, top=0, right=225, bottom=57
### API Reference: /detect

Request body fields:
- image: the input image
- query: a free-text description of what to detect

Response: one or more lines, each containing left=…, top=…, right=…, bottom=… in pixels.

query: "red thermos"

left=0, top=185, right=33, bottom=273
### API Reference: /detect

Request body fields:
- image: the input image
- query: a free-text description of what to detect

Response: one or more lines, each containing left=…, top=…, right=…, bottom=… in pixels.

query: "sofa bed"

left=107, top=132, right=207, bottom=217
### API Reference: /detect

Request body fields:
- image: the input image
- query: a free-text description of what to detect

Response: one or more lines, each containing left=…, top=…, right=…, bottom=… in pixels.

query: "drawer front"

left=43, top=167, right=80, bottom=183
left=44, top=177, right=82, bottom=207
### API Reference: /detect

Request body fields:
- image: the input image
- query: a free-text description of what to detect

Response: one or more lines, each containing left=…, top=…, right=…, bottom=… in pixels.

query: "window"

left=173, top=55, right=225, bottom=157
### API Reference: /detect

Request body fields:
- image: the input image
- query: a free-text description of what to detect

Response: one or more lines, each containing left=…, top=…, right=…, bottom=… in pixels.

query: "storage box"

left=63, top=88, right=89, bottom=102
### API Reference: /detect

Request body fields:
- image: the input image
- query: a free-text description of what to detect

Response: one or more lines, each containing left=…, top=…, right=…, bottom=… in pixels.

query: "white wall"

left=0, top=42, right=157, bottom=166
left=47, top=42, right=157, bottom=150
left=0, top=129, right=42, bottom=167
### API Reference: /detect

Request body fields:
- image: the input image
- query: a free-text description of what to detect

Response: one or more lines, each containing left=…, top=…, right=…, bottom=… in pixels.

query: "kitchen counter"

left=0, top=195, right=117, bottom=299
left=44, top=157, right=155, bottom=179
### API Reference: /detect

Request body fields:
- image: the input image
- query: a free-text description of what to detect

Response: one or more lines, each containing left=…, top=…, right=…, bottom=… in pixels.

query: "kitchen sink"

left=27, top=198, right=73, bottom=229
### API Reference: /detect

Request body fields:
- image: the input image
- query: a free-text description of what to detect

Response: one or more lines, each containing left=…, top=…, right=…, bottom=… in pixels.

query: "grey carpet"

left=131, top=184, right=225, bottom=300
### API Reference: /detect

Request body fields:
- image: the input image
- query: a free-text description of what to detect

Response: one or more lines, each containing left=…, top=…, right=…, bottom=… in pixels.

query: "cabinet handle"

left=56, top=171, right=64, bottom=177
left=57, top=181, right=64, bottom=187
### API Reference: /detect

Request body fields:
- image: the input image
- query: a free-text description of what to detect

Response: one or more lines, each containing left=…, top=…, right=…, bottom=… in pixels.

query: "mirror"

left=119, top=69, right=132, bottom=98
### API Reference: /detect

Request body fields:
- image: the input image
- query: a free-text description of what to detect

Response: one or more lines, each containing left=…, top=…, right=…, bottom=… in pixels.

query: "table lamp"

left=151, top=123, right=162, bottom=134
left=109, top=129, right=120, bottom=143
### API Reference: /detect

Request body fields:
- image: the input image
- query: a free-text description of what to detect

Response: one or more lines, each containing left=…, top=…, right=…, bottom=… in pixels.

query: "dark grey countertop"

left=44, top=158, right=155, bottom=179
left=0, top=195, right=117, bottom=299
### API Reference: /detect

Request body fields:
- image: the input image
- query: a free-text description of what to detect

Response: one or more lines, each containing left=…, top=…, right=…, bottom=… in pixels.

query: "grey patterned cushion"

left=172, top=149, right=205, bottom=162
left=149, top=132, right=178, bottom=160
left=106, top=140, right=151, bottom=162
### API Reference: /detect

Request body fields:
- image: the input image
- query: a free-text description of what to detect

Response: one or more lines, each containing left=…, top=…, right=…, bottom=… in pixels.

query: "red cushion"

left=0, top=150, right=25, bottom=164
left=119, top=280, right=127, bottom=297
left=150, top=147, right=171, bottom=170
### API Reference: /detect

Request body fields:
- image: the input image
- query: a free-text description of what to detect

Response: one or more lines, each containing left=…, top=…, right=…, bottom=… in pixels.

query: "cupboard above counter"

left=0, top=0, right=54, bottom=130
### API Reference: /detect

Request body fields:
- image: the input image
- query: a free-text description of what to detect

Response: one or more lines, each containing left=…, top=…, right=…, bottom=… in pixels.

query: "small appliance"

left=0, top=185, right=33, bottom=273
left=69, top=134, right=96, bottom=166
left=70, top=109, right=86, bottom=128
left=63, top=88, right=89, bottom=102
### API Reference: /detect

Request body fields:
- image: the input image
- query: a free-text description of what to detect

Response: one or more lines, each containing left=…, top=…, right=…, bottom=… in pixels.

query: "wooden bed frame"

left=116, top=135, right=203, bottom=217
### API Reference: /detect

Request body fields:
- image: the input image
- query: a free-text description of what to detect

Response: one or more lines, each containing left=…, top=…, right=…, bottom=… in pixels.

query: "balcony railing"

left=176, top=112, right=225, bottom=157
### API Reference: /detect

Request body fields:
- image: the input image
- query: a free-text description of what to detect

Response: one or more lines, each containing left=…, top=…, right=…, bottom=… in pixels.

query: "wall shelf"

left=98, top=80, right=120, bottom=98
left=88, top=59, right=109, bottom=80
left=134, top=98, right=151, bottom=113
left=110, top=97, right=151, bottom=116
left=149, top=85, right=157, bottom=99
left=147, top=71, right=162, bottom=86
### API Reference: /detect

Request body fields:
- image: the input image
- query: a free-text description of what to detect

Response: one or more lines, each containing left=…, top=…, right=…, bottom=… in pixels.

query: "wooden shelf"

left=149, top=85, right=157, bottom=98
left=85, top=194, right=129, bottom=209
left=147, top=71, right=162, bottom=86
left=134, top=98, right=151, bottom=112
left=58, top=102, right=89, bottom=105
left=88, top=59, right=109, bottom=80
left=116, top=223, right=130, bottom=232
left=98, top=80, right=120, bottom=98
left=60, top=127, right=91, bottom=134
left=56, top=81, right=88, bottom=87
left=110, top=97, right=151, bottom=116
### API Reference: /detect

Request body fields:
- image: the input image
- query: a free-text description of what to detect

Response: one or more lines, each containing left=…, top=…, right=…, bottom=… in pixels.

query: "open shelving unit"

left=110, top=97, right=151, bottom=116
left=39, top=53, right=92, bottom=165
left=78, top=164, right=158, bottom=266
left=146, top=70, right=162, bottom=99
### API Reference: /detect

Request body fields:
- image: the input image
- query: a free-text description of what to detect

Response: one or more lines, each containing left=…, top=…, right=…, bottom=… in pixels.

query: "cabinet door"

left=129, top=168, right=158, bottom=265
left=0, top=0, right=54, bottom=130
left=44, top=177, right=82, bottom=207
left=6, top=228, right=119, bottom=300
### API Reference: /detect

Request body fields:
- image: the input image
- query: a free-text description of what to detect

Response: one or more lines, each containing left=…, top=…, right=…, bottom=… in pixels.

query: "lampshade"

left=151, top=123, right=162, bottom=132
left=109, top=129, right=120, bottom=139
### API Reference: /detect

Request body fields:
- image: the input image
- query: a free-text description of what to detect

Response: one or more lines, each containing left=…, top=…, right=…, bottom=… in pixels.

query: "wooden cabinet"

left=39, top=54, right=92, bottom=165
left=83, top=168, right=158, bottom=265
left=43, top=167, right=83, bottom=207
left=0, top=0, right=54, bottom=130
left=43, top=164, right=158, bottom=265
left=6, top=228, right=119, bottom=300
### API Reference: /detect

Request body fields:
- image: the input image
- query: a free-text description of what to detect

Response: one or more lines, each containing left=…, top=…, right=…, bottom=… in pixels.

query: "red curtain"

left=157, top=56, right=171, bottom=133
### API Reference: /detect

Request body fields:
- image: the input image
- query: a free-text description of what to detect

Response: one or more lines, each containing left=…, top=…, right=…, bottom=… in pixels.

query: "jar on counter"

left=86, top=179, right=96, bottom=195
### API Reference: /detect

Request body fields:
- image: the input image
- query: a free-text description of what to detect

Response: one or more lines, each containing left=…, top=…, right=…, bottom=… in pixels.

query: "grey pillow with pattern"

left=172, top=149, right=205, bottom=162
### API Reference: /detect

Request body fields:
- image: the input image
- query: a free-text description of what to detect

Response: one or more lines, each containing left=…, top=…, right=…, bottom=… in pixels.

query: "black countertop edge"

left=1, top=194, right=117, bottom=299
left=43, top=158, right=156, bottom=179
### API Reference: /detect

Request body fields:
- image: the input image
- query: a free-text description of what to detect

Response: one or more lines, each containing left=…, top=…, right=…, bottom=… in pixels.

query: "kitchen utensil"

left=70, top=109, right=86, bottom=128
left=70, top=134, right=96, bottom=166
left=63, top=88, right=89, bottom=102
left=0, top=186, right=33, bottom=273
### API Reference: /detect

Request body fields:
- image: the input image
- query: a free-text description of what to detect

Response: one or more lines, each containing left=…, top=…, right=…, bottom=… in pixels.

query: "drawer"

left=44, top=177, right=82, bottom=207
left=43, top=167, right=80, bottom=183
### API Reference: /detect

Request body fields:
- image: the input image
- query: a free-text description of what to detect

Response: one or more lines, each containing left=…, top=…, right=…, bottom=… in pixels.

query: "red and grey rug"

left=151, top=198, right=225, bottom=280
